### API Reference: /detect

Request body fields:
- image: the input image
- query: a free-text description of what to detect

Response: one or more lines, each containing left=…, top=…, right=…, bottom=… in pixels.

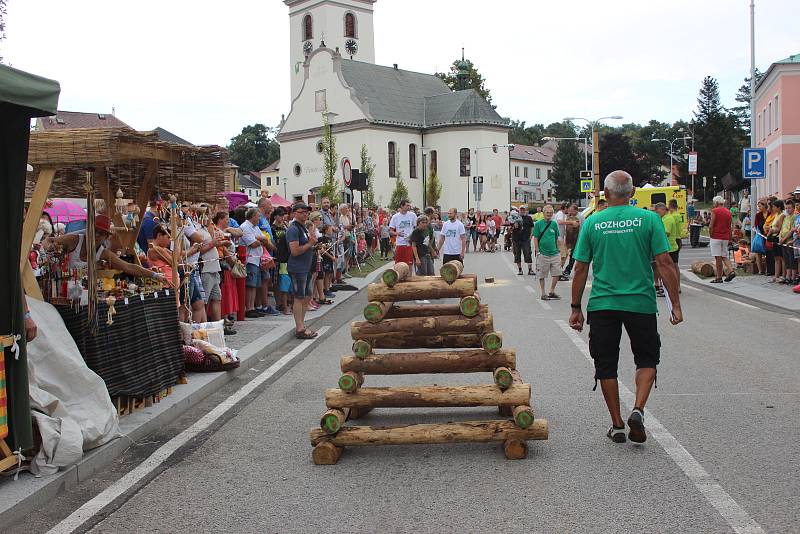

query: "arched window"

left=459, top=148, right=470, bottom=177
left=303, top=14, right=313, bottom=41
left=409, top=144, right=418, bottom=178
left=344, top=13, right=356, bottom=38
left=429, top=150, right=438, bottom=175
left=388, top=142, right=396, bottom=178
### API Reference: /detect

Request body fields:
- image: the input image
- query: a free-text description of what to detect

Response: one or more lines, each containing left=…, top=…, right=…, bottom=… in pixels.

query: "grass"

left=348, top=254, right=392, bottom=278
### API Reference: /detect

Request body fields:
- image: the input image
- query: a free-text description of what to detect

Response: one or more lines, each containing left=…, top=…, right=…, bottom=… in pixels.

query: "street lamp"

left=563, top=115, right=623, bottom=194
left=321, top=110, right=339, bottom=203
left=651, top=134, right=692, bottom=185
left=542, top=136, right=590, bottom=170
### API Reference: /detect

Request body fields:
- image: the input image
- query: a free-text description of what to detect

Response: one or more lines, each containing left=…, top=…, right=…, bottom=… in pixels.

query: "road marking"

left=554, top=320, right=764, bottom=534
left=682, top=285, right=701, bottom=292
left=525, top=285, right=552, bottom=310
left=47, top=327, right=331, bottom=534
left=719, top=296, right=759, bottom=310
left=791, top=318, right=800, bottom=324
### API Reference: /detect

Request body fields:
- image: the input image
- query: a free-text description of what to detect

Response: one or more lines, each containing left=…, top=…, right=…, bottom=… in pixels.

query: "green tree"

left=435, top=58, right=492, bottom=102
left=425, top=163, right=442, bottom=208
left=317, top=112, right=340, bottom=201
left=388, top=156, right=409, bottom=210
left=508, top=120, right=545, bottom=146
left=731, top=69, right=763, bottom=135
left=1, top=0, right=9, bottom=63
left=227, top=124, right=280, bottom=173
left=599, top=132, right=645, bottom=185
left=360, top=144, right=376, bottom=209
left=544, top=121, right=577, bottom=139
left=551, top=140, right=583, bottom=201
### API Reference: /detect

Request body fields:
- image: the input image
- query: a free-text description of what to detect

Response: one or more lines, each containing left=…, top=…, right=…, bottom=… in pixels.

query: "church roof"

left=338, top=60, right=508, bottom=129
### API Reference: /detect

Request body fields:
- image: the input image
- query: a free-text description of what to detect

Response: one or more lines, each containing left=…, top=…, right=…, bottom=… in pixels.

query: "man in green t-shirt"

left=569, top=171, right=682, bottom=445
left=656, top=202, right=681, bottom=293
left=533, top=205, right=561, bottom=300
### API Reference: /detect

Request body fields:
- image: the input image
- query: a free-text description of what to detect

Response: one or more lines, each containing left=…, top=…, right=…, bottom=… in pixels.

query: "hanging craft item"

left=105, top=295, right=117, bottom=325
left=124, top=202, right=139, bottom=229
left=115, top=188, right=127, bottom=217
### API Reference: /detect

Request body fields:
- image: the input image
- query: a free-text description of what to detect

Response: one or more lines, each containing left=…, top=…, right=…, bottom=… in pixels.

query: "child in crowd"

left=734, top=239, right=751, bottom=269
left=379, top=220, right=391, bottom=259
left=409, top=215, right=434, bottom=276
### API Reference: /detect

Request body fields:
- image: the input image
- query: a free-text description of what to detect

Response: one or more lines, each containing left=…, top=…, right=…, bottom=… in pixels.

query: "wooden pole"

left=378, top=302, right=486, bottom=320
left=368, top=276, right=475, bottom=302
left=19, top=168, right=55, bottom=300
left=353, top=333, right=483, bottom=350
left=439, top=260, right=463, bottom=284
left=312, top=441, right=343, bottom=465
left=340, top=349, right=516, bottom=375
left=363, top=301, right=392, bottom=323
left=325, top=383, right=530, bottom=409
left=351, top=310, right=493, bottom=340
left=310, top=419, right=549, bottom=446
left=503, top=439, right=528, bottom=460
left=381, top=262, right=410, bottom=287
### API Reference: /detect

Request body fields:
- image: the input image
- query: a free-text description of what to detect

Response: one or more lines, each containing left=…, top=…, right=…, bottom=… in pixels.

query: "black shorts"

left=782, top=246, right=798, bottom=269
left=669, top=250, right=679, bottom=263
left=443, top=253, right=462, bottom=265
left=513, top=240, right=532, bottom=264
left=587, top=310, right=660, bottom=380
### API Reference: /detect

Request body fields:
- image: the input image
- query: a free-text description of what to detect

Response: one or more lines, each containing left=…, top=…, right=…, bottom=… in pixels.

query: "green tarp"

left=0, top=63, right=60, bottom=117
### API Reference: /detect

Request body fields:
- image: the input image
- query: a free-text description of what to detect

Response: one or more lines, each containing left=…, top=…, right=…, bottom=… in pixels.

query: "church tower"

left=285, top=0, right=377, bottom=101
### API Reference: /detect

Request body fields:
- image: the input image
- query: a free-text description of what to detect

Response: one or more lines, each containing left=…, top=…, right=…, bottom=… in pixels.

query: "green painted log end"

left=482, top=332, right=503, bottom=353
left=382, top=269, right=398, bottom=287
left=321, top=414, right=342, bottom=434
left=460, top=295, right=480, bottom=317
left=338, top=374, right=358, bottom=393
left=352, top=340, right=372, bottom=359
left=514, top=409, right=535, bottom=429
left=494, top=369, right=514, bottom=390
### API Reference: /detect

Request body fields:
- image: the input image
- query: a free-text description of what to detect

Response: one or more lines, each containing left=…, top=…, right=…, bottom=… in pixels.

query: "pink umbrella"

left=44, top=200, right=87, bottom=224
left=269, top=194, right=292, bottom=208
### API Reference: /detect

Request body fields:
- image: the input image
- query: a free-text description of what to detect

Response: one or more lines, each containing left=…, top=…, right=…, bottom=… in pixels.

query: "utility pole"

left=749, top=0, right=757, bottom=235
left=592, top=130, right=600, bottom=195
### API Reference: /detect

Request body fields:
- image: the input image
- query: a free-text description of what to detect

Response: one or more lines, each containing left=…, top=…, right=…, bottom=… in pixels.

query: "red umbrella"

left=269, top=193, right=292, bottom=208
left=44, top=199, right=86, bottom=223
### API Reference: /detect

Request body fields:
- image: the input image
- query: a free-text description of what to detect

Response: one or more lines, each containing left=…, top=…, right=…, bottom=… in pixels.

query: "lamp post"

left=749, top=0, right=757, bottom=234
left=542, top=136, right=590, bottom=170
left=321, top=110, right=339, bottom=204
left=563, top=115, right=623, bottom=194
left=651, top=133, right=692, bottom=185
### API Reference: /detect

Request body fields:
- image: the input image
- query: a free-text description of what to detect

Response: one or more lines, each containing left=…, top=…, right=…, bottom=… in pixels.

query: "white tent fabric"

left=25, top=298, right=120, bottom=475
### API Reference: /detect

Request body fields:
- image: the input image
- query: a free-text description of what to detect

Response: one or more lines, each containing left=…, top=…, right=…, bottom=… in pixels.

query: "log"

left=310, top=419, right=549, bottom=446
left=352, top=339, right=372, bottom=359
left=325, top=384, right=530, bottom=409
left=691, top=260, right=716, bottom=278
left=340, top=349, right=516, bottom=375
left=382, top=303, right=487, bottom=320
left=312, top=441, right=343, bottom=465
left=481, top=332, right=503, bottom=353
left=503, top=439, right=528, bottom=460
left=493, top=367, right=514, bottom=390
left=382, top=262, right=410, bottom=287
left=354, top=333, right=483, bottom=350
left=499, top=370, right=524, bottom=416
left=349, top=407, right=373, bottom=420
left=363, top=301, right=392, bottom=323
left=350, top=310, right=493, bottom=340
left=338, top=371, right=364, bottom=393
left=512, top=405, right=535, bottom=429
left=439, top=260, right=464, bottom=284
left=459, top=294, right=481, bottom=317
left=320, top=408, right=349, bottom=434
left=368, top=277, right=475, bottom=303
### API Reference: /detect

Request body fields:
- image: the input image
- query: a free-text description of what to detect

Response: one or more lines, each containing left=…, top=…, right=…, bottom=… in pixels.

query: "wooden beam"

left=20, top=168, right=55, bottom=278
left=117, top=142, right=181, bottom=163
left=21, top=263, right=43, bottom=301
left=325, top=384, right=530, bottom=409
left=340, top=349, right=516, bottom=375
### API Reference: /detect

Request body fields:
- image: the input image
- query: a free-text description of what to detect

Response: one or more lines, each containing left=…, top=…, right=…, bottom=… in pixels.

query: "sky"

left=3, top=0, right=798, bottom=147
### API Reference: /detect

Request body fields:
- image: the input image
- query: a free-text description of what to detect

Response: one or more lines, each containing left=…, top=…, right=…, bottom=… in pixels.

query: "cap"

left=95, top=214, right=112, bottom=234
left=292, top=203, right=311, bottom=212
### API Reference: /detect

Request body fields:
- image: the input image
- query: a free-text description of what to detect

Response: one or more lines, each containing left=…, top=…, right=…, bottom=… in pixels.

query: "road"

left=10, top=250, right=800, bottom=534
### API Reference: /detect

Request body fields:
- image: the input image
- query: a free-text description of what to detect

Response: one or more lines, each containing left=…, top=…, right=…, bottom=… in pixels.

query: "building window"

left=409, top=144, right=418, bottom=178
left=523, top=167, right=528, bottom=178
left=276, top=177, right=280, bottom=185
left=775, top=95, right=779, bottom=130
left=547, top=169, right=552, bottom=180
left=388, top=142, right=396, bottom=178
left=265, top=176, right=272, bottom=186
left=344, top=12, right=356, bottom=38
left=536, top=168, right=541, bottom=180
left=775, top=159, right=779, bottom=192
left=514, top=166, right=519, bottom=178
left=768, top=102, right=772, bottom=134
left=459, top=148, right=470, bottom=177
left=303, top=14, right=313, bottom=41
left=293, top=163, right=302, bottom=177
left=429, top=150, right=438, bottom=175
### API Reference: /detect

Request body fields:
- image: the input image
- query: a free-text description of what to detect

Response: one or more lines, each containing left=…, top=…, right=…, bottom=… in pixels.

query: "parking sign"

left=742, top=148, right=766, bottom=180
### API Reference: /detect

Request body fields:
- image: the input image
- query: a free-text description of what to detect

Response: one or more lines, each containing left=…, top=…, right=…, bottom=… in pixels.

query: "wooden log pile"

left=310, top=264, right=547, bottom=463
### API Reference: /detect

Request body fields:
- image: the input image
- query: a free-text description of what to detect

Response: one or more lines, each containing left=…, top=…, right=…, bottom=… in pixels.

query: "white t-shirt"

left=440, top=219, right=466, bottom=255
left=240, top=220, right=263, bottom=266
left=389, top=211, right=417, bottom=247
left=555, top=210, right=567, bottom=242
left=183, top=218, right=200, bottom=264
left=739, top=196, right=750, bottom=214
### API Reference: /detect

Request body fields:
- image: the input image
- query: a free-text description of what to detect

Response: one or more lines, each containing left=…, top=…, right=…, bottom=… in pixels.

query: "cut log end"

left=482, top=332, right=503, bottom=353
left=459, top=295, right=481, bottom=317
left=352, top=339, right=372, bottom=359
left=503, top=439, right=528, bottom=460
left=320, top=409, right=347, bottom=435
left=363, top=302, right=390, bottom=323
left=493, top=367, right=514, bottom=390
left=382, top=262, right=410, bottom=287
left=312, top=441, right=343, bottom=465
left=512, top=405, right=535, bottom=429
left=439, top=260, right=464, bottom=284
left=338, top=371, right=363, bottom=393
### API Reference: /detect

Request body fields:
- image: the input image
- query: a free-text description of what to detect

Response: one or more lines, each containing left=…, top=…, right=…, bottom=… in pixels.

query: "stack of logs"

left=310, top=260, right=548, bottom=464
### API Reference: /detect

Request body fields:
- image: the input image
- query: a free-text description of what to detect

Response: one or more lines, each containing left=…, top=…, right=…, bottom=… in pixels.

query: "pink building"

left=753, top=53, right=800, bottom=198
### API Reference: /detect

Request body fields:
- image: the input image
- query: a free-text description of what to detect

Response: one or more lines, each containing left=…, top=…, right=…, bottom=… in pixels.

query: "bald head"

left=604, top=171, right=634, bottom=200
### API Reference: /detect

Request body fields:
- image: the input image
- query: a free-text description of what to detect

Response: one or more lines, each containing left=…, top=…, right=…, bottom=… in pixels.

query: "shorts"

left=669, top=250, right=679, bottom=264
left=365, top=234, right=374, bottom=248
left=587, top=310, right=660, bottom=380
left=513, top=240, right=532, bottom=264
left=710, top=238, right=728, bottom=258
left=443, top=253, right=462, bottom=265
left=245, top=263, right=262, bottom=288
left=290, top=271, right=313, bottom=299
left=190, top=270, right=205, bottom=304
left=322, top=261, right=334, bottom=274
left=536, top=254, right=562, bottom=279
left=201, top=271, right=222, bottom=303
left=394, top=245, right=414, bottom=266
left=783, top=246, right=798, bottom=269
left=278, top=273, right=293, bottom=293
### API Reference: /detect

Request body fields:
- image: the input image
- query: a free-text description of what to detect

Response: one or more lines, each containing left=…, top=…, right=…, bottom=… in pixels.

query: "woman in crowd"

left=765, top=199, right=784, bottom=282
left=466, top=208, right=477, bottom=252
left=271, top=207, right=292, bottom=315
left=477, top=214, right=488, bottom=252
left=752, top=199, right=769, bottom=274
left=212, top=211, right=239, bottom=335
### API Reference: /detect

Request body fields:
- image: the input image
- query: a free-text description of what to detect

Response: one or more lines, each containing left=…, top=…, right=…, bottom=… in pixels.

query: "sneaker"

left=559, top=275, right=570, bottom=281
left=517, top=269, right=523, bottom=275
left=528, top=269, right=535, bottom=276
left=607, top=425, right=627, bottom=443
left=245, top=310, right=262, bottom=319
left=724, top=272, right=736, bottom=282
left=224, top=327, right=237, bottom=336
left=627, top=408, right=646, bottom=444
left=324, top=290, right=335, bottom=299
left=548, top=293, right=561, bottom=300
left=343, top=273, right=353, bottom=279
left=710, top=279, right=723, bottom=284
left=540, top=295, right=550, bottom=301
left=263, top=306, right=281, bottom=316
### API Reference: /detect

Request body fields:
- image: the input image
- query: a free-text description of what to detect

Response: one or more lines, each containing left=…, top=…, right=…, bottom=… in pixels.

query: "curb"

left=0, top=262, right=392, bottom=527
left=681, top=270, right=800, bottom=316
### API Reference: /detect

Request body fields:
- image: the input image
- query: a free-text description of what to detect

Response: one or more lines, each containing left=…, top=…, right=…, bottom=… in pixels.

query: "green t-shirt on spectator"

left=572, top=205, right=670, bottom=314
left=661, top=213, right=679, bottom=253
left=533, top=218, right=559, bottom=256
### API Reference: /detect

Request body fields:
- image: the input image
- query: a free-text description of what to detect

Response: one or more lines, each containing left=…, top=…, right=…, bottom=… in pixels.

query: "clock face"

left=303, top=41, right=313, bottom=55
left=345, top=39, right=358, bottom=56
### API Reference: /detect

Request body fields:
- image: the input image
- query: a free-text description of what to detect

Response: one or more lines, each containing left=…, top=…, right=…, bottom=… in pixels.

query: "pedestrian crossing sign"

left=580, top=179, right=593, bottom=193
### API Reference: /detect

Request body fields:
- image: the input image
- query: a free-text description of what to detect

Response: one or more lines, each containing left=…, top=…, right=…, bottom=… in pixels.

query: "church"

left=277, top=0, right=512, bottom=211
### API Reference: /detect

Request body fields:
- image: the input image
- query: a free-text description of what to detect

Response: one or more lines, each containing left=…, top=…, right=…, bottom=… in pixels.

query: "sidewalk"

left=682, top=269, right=800, bottom=314
left=0, top=264, right=391, bottom=526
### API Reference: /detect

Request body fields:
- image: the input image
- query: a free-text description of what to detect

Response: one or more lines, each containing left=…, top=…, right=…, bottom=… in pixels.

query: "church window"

left=303, top=14, right=313, bottom=41
left=523, top=167, right=528, bottom=179
left=430, top=150, right=438, bottom=175
left=459, top=148, right=470, bottom=177
left=514, top=166, right=519, bottom=178
left=388, top=142, right=396, bottom=178
left=344, top=13, right=356, bottom=38
left=409, top=144, right=418, bottom=178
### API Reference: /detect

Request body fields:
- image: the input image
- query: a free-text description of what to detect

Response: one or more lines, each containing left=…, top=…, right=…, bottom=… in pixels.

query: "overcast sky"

left=4, top=0, right=798, bottom=146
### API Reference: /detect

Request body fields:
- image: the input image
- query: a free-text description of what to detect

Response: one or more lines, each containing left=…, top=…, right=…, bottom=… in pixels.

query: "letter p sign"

left=743, top=148, right=766, bottom=180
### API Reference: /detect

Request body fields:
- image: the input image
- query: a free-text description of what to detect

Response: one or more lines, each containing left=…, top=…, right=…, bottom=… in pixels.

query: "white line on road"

left=719, top=296, right=759, bottom=310
left=682, top=285, right=701, bottom=292
left=554, top=320, right=764, bottom=534
left=791, top=318, right=800, bottom=324
left=47, top=327, right=331, bottom=534
left=525, top=285, right=552, bottom=310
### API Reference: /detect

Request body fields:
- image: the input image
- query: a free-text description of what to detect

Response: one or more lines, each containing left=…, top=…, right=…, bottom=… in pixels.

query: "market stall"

left=0, top=63, right=61, bottom=467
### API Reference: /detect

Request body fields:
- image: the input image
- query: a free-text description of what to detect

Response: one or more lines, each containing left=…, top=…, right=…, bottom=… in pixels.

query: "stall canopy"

left=0, top=64, right=61, bottom=454
left=269, top=193, right=292, bottom=208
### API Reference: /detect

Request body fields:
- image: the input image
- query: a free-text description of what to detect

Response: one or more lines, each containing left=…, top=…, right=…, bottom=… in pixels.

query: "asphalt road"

left=12, top=250, right=800, bottom=533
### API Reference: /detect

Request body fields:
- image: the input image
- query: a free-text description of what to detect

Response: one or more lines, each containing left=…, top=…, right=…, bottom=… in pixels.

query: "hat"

left=793, top=186, right=800, bottom=195
left=95, top=214, right=112, bottom=234
left=292, top=202, right=311, bottom=212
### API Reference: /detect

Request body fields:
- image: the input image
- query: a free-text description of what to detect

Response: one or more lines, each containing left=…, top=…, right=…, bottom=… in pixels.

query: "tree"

left=550, top=140, right=583, bottom=201
left=508, top=120, right=545, bottom=146
left=694, top=76, right=723, bottom=123
left=360, top=144, right=376, bottom=209
left=227, top=124, right=280, bottom=173
left=388, top=156, right=409, bottom=210
left=731, top=69, right=763, bottom=135
left=318, top=112, right=339, bottom=201
left=425, top=159, right=442, bottom=208
left=0, top=0, right=7, bottom=63
left=599, top=132, right=645, bottom=185
left=544, top=121, right=577, bottom=139
left=435, top=58, right=492, bottom=102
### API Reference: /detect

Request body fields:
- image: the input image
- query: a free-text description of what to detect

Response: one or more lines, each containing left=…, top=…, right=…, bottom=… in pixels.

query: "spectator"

left=287, top=203, right=318, bottom=338
left=511, top=206, right=535, bottom=276
left=765, top=199, right=785, bottom=282
left=379, top=218, right=391, bottom=259
left=655, top=202, right=681, bottom=293
left=271, top=207, right=293, bottom=315
left=561, top=204, right=582, bottom=280
left=240, top=208, right=266, bottom=318
left=181, top=203, right=207, bottom=323
left=147, top=225, right=176, bottom=289
left=213, top=211, right=239, bottom=335
left=739, top=190, right=750, bottom=222
left=196, top=210, right=228, bottom=322
left=466, top=208, right=477, bottom=252
left=779, top=199, right=796, bottom=284
left=437, top=207, right=466, bottom=265
left=137, top=199, right=159, bottom=252
left=534, top=205, right=562, bottom=300
left=389, top=199, right=417, bottom=266
left=709, top=196, right=735, bottom=284
left=410, top=215, right=434, bottom=275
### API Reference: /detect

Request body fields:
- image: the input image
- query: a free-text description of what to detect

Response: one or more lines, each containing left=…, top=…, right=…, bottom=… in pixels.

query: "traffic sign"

left=342, top=158, right=352, bottom=186
left=473, top=176, right=483, bottom=184
left=742, top=148, right=766, bottom=179
left=688, top=152, right=698, bottom=174
left=580, top=170, right=592, bottom=179
left=580, top=179, right=593, bottom=193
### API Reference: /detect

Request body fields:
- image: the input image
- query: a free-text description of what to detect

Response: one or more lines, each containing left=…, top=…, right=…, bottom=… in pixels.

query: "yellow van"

left=584, top=185, right=687, bottom=232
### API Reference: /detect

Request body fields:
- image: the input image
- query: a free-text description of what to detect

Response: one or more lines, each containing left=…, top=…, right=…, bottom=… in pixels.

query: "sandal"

left=295, top=329, right=318, bottom=339
left=548, top=293, right=561, bottom=300
left=710, top=279, right=723, bottom=284
left=318, top=299, right=333, bottom=305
